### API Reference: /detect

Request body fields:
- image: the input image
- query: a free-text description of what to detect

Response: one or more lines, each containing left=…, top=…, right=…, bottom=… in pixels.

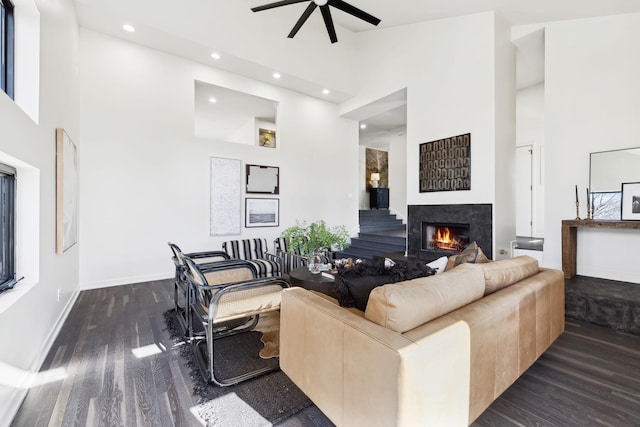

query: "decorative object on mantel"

left=585, top=188, right=593, bottom=221
left=419, top=133, right=471, bottom=192
left=621, top=181, right=640, bottom=220
left=574, top=184, right=581, bottom=220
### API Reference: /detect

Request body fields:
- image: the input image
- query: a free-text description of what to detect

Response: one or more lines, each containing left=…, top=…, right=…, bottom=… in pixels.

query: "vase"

left=308, top=252, right=322, bottom=274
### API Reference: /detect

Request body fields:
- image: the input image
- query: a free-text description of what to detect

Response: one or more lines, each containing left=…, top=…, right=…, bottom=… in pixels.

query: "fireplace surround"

left=408, top=204, right=492, bottom=262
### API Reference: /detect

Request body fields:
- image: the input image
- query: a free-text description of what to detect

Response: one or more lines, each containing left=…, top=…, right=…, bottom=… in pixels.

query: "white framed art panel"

left=210, top=157, right=241, bottom=235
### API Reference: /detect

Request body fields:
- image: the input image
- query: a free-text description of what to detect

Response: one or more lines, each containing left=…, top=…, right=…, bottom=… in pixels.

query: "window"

left=0, top=163, right=16, bottom=294
left=1, top=0, right=14, bottom=98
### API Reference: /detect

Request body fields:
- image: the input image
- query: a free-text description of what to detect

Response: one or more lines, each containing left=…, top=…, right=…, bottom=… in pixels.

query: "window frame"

left=0, top=163, right=16, bottom=293
left=1, top=0, right=15, bottom=98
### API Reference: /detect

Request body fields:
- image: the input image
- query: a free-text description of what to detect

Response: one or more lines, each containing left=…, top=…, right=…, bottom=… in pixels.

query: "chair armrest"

left=264, top=252, right=282, bottom=263
left=186, top=250, right=230, bottom=263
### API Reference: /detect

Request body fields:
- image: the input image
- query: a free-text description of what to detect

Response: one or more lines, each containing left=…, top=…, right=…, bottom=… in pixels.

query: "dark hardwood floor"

left=11, top=279, right=640, bottom=426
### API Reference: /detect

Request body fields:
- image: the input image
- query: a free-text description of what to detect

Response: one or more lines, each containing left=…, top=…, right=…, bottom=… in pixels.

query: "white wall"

left=78, top=30, right=359, bottom=289
left=388, top=128, right=408, bottom=221
left=343, top=12, right=515, bottom=258
left=544, top=13, right=640, bottom=281
left=516, top=83, right=545, bottom=237
left=493, top=14, right=517, bottom=259
left=0, top=0, right=80, bottom=423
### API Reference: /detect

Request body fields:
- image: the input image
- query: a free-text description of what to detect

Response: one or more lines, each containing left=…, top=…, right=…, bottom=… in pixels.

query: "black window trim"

left=1, top=0, right=15, bottom=98
left=0, top=162, right=16, bottom=294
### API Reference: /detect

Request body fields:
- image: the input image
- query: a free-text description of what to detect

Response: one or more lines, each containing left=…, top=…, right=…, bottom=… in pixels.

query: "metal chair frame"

left=184, top=256, right=289, bottom=386
left=167, top=242, right=230, bottom=336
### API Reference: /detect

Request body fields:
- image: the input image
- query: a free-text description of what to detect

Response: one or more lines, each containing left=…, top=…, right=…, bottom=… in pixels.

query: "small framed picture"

left=246, top=164, right=279, bottom=194
left=245, top=198, right=279, bottom=227
left=259, top=128, right=276, bottom=148
left=621, top=182, right=640, bottom=220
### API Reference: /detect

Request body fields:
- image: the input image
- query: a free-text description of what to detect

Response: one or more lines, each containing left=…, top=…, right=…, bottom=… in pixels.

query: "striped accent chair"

left=222, top=238, right=282, bottom=278
left=273, top=237, right=308, bottom=275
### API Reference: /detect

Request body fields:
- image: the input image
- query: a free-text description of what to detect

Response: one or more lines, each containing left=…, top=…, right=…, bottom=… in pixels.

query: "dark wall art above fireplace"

left=419, top=133, right=471, bottom=192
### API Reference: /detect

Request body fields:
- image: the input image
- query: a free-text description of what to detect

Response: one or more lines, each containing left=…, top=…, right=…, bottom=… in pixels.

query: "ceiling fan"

left=251, top=0, right=381, bottom=44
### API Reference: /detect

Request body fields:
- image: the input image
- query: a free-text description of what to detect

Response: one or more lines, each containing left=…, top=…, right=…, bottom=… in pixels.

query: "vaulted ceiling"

left=73, top=1, right=640, bottom=134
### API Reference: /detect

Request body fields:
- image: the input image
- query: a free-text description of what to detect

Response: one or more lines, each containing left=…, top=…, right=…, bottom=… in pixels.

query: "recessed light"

left=273, top=72, right=281, bottom=79
left=209, top=97, right=217, bottom=103
left=211, top=52, right=221, bottom=60
left=322, top=89, right=330, bottom=95
left=360, top=123, right=367, bottom=129
left=122, top=24, right=135, bottom=33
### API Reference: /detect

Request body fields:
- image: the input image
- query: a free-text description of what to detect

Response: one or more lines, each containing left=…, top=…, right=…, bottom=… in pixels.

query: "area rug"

left=164, top=310, right=312, bottom=426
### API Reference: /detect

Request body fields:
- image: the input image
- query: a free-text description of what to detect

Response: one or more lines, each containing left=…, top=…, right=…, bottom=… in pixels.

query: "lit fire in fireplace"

left=431, top=226, right=467, bottom=252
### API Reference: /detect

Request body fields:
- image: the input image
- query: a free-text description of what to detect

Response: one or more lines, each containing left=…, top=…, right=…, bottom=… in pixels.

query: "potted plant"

left=281, top=220, right=350, bottom=259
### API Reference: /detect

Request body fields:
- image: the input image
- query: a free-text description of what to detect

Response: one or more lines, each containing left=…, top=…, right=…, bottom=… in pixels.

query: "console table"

left=370, top=188, right=389, bottom=209
left=562, top=220, right=640, bottom=279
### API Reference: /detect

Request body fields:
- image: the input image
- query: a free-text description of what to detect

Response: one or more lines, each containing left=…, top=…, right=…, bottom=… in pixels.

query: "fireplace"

left=424, top=223, right=470, bottom=253
left=408, top=204, right=492, bottom=262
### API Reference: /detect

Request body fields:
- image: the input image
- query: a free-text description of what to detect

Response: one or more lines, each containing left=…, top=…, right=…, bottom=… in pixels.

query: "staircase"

left=337, top=210, right=407, bottom=261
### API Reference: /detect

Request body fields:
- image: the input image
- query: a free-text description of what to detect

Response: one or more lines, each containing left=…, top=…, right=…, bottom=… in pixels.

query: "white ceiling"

left=73, top=0, right=640, bottom=139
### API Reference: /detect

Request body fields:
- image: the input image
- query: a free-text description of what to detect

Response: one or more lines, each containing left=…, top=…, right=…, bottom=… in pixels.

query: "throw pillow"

left=426, top=256, right=448, bottom=274
left=453, top=241, right=490, bottom=267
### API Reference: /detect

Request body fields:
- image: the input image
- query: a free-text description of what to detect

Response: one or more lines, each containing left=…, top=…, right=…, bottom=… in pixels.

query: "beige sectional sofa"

left=280, top=256, right=565, bottom=426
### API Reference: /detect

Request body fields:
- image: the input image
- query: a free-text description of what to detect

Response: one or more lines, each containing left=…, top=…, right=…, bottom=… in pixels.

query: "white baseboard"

left=80, top=272, right=173, bottom=290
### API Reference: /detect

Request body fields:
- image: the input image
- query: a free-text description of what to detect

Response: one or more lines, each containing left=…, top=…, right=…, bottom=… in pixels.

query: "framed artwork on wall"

left=365, top=148, right=388, bottom=190
left=258, top=128, right=276, bottom=148
left=56, top=128, right=79, bottom=253
left=210, top=157, right=242, bottom=235
left=245, top=198, right=279, bottom=227
left=419, top=133, right=471, bottom=193
left=246, top=164, right=279, bottom=194
left=621, top=182, right=640, bottom=220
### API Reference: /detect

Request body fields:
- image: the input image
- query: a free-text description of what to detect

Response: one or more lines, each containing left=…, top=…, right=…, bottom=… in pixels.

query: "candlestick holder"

left=575, top=201, right=581, bottom=221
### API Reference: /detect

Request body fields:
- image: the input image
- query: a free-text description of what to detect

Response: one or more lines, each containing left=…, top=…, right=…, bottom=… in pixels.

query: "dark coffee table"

left=288, top=267, right=338, bottom=299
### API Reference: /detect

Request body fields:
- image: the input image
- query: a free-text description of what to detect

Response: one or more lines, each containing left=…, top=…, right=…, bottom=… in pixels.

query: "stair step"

left=340, top=209, right=408, bottom=261
left=356, top=233, right=406, bottom=245
left=360, top=225, right=406, bottom=233
left=349, top=243, right=406, bottom=254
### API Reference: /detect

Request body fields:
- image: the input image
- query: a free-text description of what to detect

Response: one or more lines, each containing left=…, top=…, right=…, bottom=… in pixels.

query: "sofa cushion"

left=364, top=263, right=485, bottom=333
left=480, top=255, right=539, bottom=295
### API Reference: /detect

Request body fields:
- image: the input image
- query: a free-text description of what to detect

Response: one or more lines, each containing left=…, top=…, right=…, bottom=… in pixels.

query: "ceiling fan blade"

left=288, top=2, right=317, bottom=38
left=328, top=0, right=381, bottom=26
left=320, top=5, right=338, bottom=43
left=251, top=0, right=309, bottom=13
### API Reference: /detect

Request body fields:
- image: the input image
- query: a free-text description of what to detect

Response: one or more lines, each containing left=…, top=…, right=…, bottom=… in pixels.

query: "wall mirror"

left=194, top=81, right=278, bottom=146
left=589, top=147, right=640, bottom=219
